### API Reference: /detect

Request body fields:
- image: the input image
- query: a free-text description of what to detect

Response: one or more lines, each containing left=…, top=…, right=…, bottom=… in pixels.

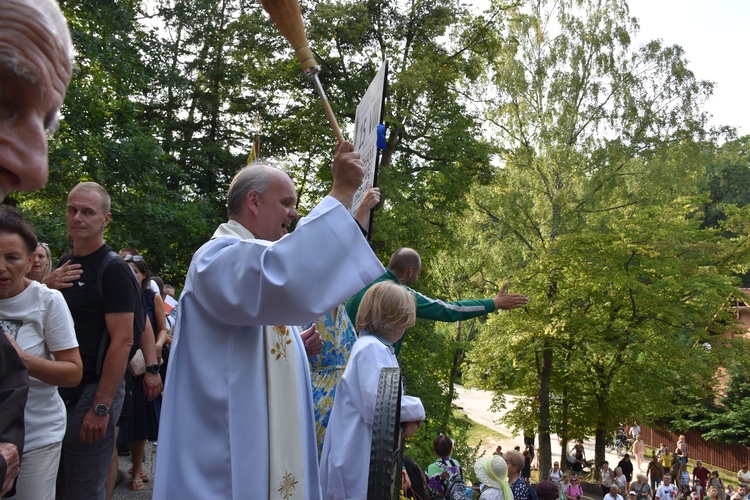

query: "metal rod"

left=306, top=68, right=345, bottom=144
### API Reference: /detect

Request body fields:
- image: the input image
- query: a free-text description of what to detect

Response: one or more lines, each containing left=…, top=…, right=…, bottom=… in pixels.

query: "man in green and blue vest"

left=345, top=247, right=528, bottom=356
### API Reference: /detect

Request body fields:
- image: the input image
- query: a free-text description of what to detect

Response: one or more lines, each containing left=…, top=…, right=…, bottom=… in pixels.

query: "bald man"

left=345, top=247, right=528, bottom=355
left=0, top=0, right=73, bottom=495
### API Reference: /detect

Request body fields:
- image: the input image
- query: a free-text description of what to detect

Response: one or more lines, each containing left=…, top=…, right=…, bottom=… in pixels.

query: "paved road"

left=112, top=441, right=156, bottom=499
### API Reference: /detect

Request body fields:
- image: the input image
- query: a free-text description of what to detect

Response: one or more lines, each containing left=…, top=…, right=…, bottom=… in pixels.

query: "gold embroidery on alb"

left=278, top=471, right=298, bottom=499
left=270, top=325, right=292, bottom=361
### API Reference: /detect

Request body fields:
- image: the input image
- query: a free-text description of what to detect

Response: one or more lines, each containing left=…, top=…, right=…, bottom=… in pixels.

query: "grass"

left=454, top=409, right=509, bottom=446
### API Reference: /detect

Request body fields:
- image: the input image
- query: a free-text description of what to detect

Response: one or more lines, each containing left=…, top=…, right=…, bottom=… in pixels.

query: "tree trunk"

left=538, top=340, right=553, bottom=479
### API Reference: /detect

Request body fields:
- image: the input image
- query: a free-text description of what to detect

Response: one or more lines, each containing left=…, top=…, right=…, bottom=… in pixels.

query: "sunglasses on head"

left=123, top=254, right=143, bottom=262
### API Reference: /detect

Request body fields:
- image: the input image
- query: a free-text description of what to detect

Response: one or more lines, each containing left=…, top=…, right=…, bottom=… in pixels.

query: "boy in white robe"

left=320, top=281, right=425, bottom=499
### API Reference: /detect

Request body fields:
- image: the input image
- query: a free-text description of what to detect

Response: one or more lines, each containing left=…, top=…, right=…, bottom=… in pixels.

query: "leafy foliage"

left=460, top=0, right=748, bottom=477
left=700, top=364, right=750, bottom=446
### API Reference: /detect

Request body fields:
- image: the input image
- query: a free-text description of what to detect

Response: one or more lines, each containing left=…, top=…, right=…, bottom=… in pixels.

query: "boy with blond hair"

left=320, top=282, right=425, bottom=499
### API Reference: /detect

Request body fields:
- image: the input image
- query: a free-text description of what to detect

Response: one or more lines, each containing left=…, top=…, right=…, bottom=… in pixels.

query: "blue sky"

left=628, top=0, right=750, bottom=135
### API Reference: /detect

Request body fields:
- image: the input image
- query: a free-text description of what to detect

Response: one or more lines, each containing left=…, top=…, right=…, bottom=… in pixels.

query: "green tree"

left=16, top=0, right=217, bottom=285
left=699, top=363, right=750, bottom=446
left=461, top=0, right=740, bottom=478
left=701, top=136, right=750, bottom=230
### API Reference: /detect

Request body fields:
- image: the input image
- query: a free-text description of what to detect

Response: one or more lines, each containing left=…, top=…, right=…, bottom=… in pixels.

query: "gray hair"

left=227, top=164, right=276, bottom=217
left=1, top=0, right=74, bottom=86
left=69, top=181, right=111, bottom=213
left=503, top=449, right=524, bottom=472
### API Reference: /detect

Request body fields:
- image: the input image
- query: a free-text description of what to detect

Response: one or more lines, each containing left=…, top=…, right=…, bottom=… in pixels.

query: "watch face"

left=94, top=404, right=109, bottom=416
left=148, top=364, right=160, bottom=374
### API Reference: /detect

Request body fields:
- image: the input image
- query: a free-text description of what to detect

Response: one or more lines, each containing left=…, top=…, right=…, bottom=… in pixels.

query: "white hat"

left=474, top=455, right=508, bottom=490
left=629, top=492, right=637, bottom=496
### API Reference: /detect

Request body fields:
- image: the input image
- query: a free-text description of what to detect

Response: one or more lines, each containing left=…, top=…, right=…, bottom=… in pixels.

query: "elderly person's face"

left=249, top=169, right=299, bottom=241
left=0, top=0, right=72, bottom=199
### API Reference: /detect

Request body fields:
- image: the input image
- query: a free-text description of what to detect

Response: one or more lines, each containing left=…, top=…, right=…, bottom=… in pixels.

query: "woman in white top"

left=738, top=464, right=750, bottom=489
left=0, top=207, right=81, bottom=500
left=675, top=435, right=688, bottom=465
left=601, top=461, right=615, bottom=496
left=549, top=461, right=564, bottom=484
left=633, top=435, right=646, bottom=471
left=475, top=455, right=513, bottom=500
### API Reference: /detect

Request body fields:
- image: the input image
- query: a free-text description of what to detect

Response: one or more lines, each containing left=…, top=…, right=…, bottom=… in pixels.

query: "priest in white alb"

left=153, top=142, right=385, bottom=499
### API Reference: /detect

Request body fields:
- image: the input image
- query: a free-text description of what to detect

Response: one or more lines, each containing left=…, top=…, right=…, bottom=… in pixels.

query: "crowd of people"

left=0, top=189, right=179, bottom=499
left=399, top=439, right=537, bottom=500
left=592, top=433, right=750, bottom=500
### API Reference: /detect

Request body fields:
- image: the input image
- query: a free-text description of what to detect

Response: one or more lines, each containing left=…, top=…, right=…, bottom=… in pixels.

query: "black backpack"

left=437, top=458, right=466, bottom=500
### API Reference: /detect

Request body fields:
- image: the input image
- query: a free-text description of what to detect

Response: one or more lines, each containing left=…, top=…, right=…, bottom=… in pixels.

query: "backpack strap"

left=440, top=458, right=463, bottom=480
left=56, top=250, right=121, bottom=378
left=94, top=251, right=121, bottom=376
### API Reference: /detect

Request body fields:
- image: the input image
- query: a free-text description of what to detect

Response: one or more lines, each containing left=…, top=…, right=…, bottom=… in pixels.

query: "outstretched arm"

left=493, top=282, right=528, bottom=310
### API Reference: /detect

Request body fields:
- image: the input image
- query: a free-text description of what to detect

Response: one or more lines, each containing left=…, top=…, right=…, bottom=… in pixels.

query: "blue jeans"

left=58, top=381, right=125, bottom=500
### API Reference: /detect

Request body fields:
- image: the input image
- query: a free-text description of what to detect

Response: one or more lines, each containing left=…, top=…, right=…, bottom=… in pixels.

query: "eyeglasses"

left=123, top=254, right=143, bottom=262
